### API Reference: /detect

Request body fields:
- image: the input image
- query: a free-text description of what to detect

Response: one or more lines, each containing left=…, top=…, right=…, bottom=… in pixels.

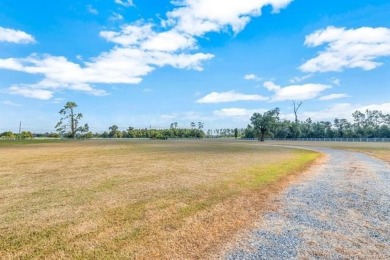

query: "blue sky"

left=1, top=0, right=389, bottom=133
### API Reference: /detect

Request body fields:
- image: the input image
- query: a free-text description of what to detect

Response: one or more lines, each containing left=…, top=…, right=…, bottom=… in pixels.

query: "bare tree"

left=293, top=101, right=303, bottom=123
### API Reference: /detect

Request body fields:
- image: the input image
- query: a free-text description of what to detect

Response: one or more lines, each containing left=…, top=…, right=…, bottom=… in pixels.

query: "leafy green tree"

left=234, top=128, right=238, bottom=139
left=108, top=125, right=121, bottom=138
left=1, top=131, right=15, bottom=139
left=85, top=132, right=94, bottom=139
left=289, top=122, right=301, bottom=139
left=55, top=102, right=85, bottom=138
left=20, top=131, right=33, bottom=139
left=250, top=108, right=280, bottom=141
left=243, top=125, right=256, bottom=138
left=334, top=118, right=352, bottom=137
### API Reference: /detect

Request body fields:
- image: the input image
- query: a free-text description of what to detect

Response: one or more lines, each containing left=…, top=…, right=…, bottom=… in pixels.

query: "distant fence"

left=240, top=138, right=390, bottom=142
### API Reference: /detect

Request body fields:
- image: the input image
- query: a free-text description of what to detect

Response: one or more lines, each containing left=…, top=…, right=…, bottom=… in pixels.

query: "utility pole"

left=18, top=121, right=22, bottom=140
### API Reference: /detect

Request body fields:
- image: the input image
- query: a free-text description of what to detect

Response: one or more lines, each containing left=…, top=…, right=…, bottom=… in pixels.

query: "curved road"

left=226, top=147, right=390, bottom=259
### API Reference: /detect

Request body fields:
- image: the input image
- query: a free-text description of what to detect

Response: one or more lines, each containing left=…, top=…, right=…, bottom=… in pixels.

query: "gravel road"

left=225, top=147, right=390, bottom=259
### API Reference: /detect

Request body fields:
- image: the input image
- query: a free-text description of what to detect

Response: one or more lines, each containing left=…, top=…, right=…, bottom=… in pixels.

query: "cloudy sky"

left=1, top=0, right=389, bottom=133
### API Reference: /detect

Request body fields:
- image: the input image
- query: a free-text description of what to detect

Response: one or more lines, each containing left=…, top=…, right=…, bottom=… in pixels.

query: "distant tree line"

left=1, top=101, right=389, bottom=141
left=243, top=108, right=390, bottom=140
left=0, top=131, right=34, bottom=140
left=95, top=123, right=205, bottom=139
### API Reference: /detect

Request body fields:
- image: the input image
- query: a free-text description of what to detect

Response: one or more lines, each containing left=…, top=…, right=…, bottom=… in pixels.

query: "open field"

left=0, top=140, right=319, bottom=259
left=268, top=140, right=390, bottom=163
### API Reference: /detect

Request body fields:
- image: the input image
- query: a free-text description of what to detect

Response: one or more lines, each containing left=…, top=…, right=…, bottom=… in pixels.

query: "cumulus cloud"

left=109, top=12, right=124, bottom=21
left=142, top=31, right=196, bottom=52
left=114, top=0, right=134, bottom=7
left=9, top=85, right=54, bottom=100
left=289, top=74, right=312, bottom=83
left=0, top=23, right=213, bottom=99
left=264, top=81, right=330, bottom=101
left=196, top=91, right=268, bottom=103
left=0, top=27, right=35, bottom=44
left=296, top=103, right=390, bottom=122
left=244, top=73, right=261, bottom=81
left=165, top=0, right=293, bottom=36
left=100, top=23, right=197, bottom=52
left=100, top=23, right=153, bottom=46
left=213, top=108, right=267, bottom=118
left=0, top=46, right=212, bottom=98
left=318, top=93, right=350, bottom=101
left=359, top=103, right=390, bottom=114
left=300, top=26, right=390, bottom=72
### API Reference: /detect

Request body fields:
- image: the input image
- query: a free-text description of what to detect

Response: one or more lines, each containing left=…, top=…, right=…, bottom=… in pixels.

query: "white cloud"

left=0, top=38, right=213, bottom=99
left=165, top=0, right=293, bottom=36
left=0, top=0, right=293, bottom=99
left=213, top=108, right=267, bottom=118
left=300, top=26, right=390, bottom=72
left=148, top=51, right=214, bottom=71
left=297, top=103, right=390, bottom=122
left=142, top=31, right=196, bottom=52
left=289, top=74, right=313, bottom=83
left=264, top=81, right=331, bottom=101
left=101, top=24, right=196, bottom=52
left=114, top=0, right=134, bottom=7
left=9, top=85, right=53, bottom=100
left=87, top=5, right=98, bottom=15
left=359, top=103, right=390, bottom=114
left=196, top=91, right=268, bottom=103
left=100, top=23, right=154, bottom=46
left=319, top=93, right=349, bottom=101
left=109, top=12, right=124, bottom=21
left=244, top=73, right=261, bottom=81
left=0, top=27, right=35, bottom=44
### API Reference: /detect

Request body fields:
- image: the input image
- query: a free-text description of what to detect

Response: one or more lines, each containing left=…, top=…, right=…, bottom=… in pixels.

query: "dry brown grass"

left=0, top=140, right=320, bottom=259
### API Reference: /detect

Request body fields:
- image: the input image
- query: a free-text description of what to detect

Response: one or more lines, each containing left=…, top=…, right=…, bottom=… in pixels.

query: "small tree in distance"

left=55, top=101, right=88, bottom=138
left=234, top=128, right=238, bottom=139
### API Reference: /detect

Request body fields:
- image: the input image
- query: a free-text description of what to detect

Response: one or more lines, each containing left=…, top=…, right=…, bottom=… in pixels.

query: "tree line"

left=1, top=101, right=389, bottom=140
left=244, top=108, right=390, bottom=141
left=52, top=102, right=207, bottom=139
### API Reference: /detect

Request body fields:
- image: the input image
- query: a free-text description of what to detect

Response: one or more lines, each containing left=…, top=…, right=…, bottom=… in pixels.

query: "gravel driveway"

left=225, top=147, right=390, bottom=259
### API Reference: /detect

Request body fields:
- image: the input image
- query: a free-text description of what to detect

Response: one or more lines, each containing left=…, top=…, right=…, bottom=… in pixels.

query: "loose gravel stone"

left=225, top=148, right=390, bottom=259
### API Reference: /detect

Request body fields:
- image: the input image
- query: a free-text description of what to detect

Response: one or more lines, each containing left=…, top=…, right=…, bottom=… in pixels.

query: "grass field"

left=0, top=140, right=320, bottom=259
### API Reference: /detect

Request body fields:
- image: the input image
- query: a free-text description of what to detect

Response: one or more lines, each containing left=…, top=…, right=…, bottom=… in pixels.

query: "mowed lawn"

left=0, top=140, right=320, bottom=259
